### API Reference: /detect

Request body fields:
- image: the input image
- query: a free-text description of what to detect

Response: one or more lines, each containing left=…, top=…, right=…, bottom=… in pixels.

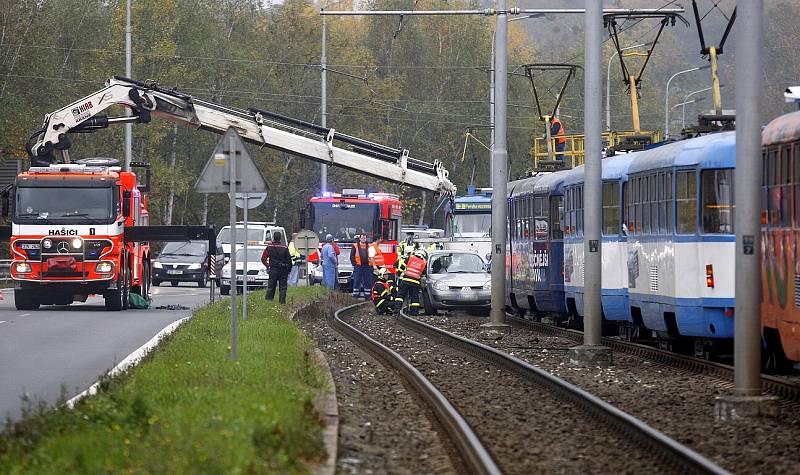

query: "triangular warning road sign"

left=195, top=127, right=268, bottom=193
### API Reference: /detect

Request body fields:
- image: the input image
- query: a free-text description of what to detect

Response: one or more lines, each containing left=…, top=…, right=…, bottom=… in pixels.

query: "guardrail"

left=0, top=259, right=10, bottom=282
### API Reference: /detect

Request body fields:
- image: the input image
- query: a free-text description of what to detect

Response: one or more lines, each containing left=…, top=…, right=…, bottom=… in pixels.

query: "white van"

left=217, top=222, right=287, bottom=262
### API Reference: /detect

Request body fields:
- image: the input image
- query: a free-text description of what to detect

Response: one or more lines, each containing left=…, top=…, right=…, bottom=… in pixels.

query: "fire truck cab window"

left=311, top=202, right=379, bottom=242
left=15, top=186, right=115, bottom=223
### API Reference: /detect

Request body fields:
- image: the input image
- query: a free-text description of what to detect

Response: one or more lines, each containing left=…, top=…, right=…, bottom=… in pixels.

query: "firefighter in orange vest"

left=395, top=247, right=428, bottom=316
left=550, top=116, right=566, bottom=160
left=368, top=238, right=385, bottom=272
left=350, top=234, right=371, bottom=299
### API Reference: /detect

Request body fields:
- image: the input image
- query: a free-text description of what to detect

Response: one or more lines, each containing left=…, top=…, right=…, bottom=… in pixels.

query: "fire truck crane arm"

left=29, top=77, right=456, bottom=197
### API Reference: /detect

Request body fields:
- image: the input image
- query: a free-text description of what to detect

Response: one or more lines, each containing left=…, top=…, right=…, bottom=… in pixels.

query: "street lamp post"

left=681, top=86, right=713, bottom=128
left=672, top=98, right=698, bottom=130
left=664, top=65, right=708, bottom=139
left=606, top=43, right=649, bottom=131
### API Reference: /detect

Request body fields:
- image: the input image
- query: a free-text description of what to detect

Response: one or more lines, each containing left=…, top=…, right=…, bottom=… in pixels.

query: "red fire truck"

left=305, top=189, right=402, bottom=268
left=7, top=159, right=152, bottom=310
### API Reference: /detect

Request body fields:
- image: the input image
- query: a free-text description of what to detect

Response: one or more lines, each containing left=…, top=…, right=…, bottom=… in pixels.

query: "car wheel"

left=423, top=290, right=436, bottom=315
left=153, top=280, right=161, bottom=287
left=220, top=285, right=230, bottom=296
left=197, top=272, right=208, bottom=288
left=170, top=281, right=179, bottom=287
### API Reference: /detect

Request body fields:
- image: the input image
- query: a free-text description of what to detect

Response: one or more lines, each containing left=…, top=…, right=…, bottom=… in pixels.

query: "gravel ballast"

left=296, top=302, right=462, bottom=475
left=413, top=313, right=800, bottom=474
left=343, top=308, right=677, bottom=475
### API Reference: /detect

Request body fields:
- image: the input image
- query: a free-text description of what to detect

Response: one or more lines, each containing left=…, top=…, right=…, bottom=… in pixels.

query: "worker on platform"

left=350, top=234, right=372, bottom=299
left=371, top=267, right=396, bottom=315
left=261, top=231, right=292, bottom=304
left=288, top=233, right=301, bottom=286
left=395, top=247, right=428, bottom=316
left=321, top=234, right=338, bottom=289
left=550, top=116, right=566, bottom=161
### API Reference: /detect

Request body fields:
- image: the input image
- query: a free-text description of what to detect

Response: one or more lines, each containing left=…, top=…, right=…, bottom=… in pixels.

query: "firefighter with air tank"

left=395, top=247, right=428, bottom=316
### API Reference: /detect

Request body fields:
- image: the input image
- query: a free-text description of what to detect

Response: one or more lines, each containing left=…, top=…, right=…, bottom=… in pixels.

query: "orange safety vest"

left=369, top=242, right=385, bottom=267
left=402, top=255, right=426, bottom=281
left=551, top=118, right=566, bottom=144
left=353, top=243, right=368, bottom=266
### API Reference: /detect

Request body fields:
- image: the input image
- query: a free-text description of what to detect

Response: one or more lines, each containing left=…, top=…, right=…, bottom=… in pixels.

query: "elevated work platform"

left=530, top=130, right=662, bottom=172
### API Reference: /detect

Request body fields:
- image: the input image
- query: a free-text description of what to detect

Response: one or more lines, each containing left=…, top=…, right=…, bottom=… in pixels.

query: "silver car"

left=422, top=250, right=491, bottom=315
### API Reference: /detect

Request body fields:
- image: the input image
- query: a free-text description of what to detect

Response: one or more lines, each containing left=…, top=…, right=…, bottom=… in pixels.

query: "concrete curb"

left=65, top=314, right=192, bottom=409
left=289, top=301, right=338, bottom=475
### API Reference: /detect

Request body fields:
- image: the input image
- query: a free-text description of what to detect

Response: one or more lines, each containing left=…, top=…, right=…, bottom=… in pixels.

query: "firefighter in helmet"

left=395, top=247, right=428, bottom=316
left=370, top=267, right=396, bottom=315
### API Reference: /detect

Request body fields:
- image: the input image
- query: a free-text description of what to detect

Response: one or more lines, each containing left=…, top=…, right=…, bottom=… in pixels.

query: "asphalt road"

left=0, top=283, right=216, bottom=421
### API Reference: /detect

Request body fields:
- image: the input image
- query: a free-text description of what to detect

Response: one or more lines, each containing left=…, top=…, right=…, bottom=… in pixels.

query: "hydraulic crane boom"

left=27, top=76, right=456, bottom=197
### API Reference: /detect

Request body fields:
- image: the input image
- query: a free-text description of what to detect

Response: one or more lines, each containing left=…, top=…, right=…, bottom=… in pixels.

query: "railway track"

left=332, top=302, right=728, bottom=474
left=331, top=302, right=501, bottom=475
left=506, top=313, right=800, bottom=403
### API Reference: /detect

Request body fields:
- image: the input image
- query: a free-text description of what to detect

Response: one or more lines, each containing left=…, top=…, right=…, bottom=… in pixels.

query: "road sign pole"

left=229, top=133, right=238, bottom=361
left=243, top=195, right=248, bottom=321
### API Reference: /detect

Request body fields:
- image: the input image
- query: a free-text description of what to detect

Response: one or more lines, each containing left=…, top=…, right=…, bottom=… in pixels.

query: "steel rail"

left=397, top=310, right=729, bottom=475
left=331, top=302, right=501, bottom=475
left=506, top=314, right=800, bottom=403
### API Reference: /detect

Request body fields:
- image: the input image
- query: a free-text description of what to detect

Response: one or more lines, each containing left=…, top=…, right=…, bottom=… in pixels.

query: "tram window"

left=534, top=196, right=548, bottom=240
left=794, top=145, right=800, bottom=228
left=577, top=186, right=584, bottom=236
left=602, top=182, right=620, bottom=236
left=551, top=196, right=564, bottom=240
left=642, top=175, right=650, bottom=234
left=701, top=169, right=734, bottom=234
left=665, top=172, right=673, bottom=233
left=564, top=190, right=572, bottom=236
left=780, top=146, right=792, bottom=228
left=676, top=171, right=697, bottom=234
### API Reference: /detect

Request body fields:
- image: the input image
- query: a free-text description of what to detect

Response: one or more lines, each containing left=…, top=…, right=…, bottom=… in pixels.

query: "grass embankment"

left=0, top=286, right=329, bottom=474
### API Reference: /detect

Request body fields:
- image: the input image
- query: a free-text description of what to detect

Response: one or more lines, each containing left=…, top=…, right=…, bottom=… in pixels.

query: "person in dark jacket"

left=261, top=231, right=292, bottom=304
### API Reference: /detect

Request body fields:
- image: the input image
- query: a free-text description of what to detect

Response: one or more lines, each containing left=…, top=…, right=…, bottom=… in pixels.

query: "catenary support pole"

left=124, top=0, right=132, bottom=171
left=229, top=135, right=238, bottom=361
left=320, top=14, right=328, bottom=193
left=733, top=0, right=762, bottom=398
left=489, top=35, right=495, bottom=185
left=583, top=0, right=602, bottom=347
left=566, top=0, right=610, bottom=366
left=488, top=0, right=508, bottom=326
left=714, top=0, right=778, bottom=421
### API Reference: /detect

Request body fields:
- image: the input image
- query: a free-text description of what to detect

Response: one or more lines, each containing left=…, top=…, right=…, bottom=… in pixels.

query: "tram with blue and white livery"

left=507, top=171, right=568, bottom=317
left=562, top=154, right=635, bottom=329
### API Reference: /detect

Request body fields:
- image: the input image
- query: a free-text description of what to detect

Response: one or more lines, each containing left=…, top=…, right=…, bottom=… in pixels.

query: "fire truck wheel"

left=14, top=289, right=40, bottom=311
left=132, top=261, right=151, bottom=300
left=105, top=263, right=130, bottom=311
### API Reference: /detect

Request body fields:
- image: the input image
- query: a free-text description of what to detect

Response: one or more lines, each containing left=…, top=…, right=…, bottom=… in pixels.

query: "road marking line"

left=66, top=313, right=193, bottom=408
left=19, top=313, right=30, bottom=317
left=0, top=321, right=6, bottom=324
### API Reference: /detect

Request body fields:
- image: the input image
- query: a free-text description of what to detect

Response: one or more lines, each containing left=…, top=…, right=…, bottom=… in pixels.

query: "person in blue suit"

left=321, top=234, right=338, bottom=289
